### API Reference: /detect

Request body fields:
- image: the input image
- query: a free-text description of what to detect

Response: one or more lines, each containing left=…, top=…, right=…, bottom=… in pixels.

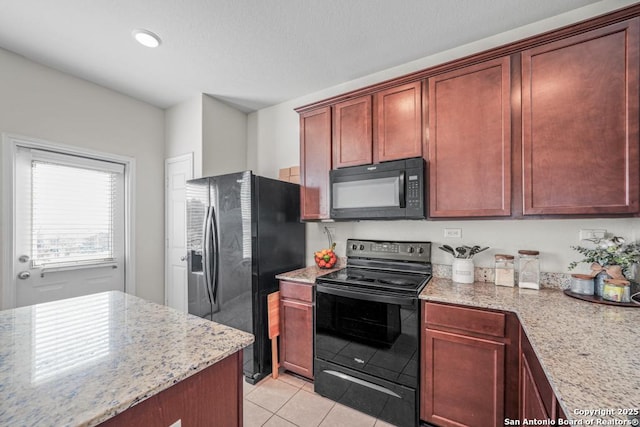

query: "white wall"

left=165, top=95, right=203, bottom=178
left=165, top=94, right=248, bottom=178
left=308, top=219, right=639, bottom=276
left=202, top=94, right=248, bottom=176
left=248, top=0, right=640, bottom=277
left=0, top=47, right=165, bottom=305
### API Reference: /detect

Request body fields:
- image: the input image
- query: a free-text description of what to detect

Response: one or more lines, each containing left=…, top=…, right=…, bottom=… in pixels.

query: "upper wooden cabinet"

left=374, top=81, right=423, bottom=163
left=332, top=83, right=422, bottom=169
left=300, top=106, right=331, bottom=220
left=428, top=57, right=512, bottom=217
left=521, top=18, right=640, bottom=215
left=333, top=95, right=372, bottom=168
left=296, top=7, right=640, bottom=220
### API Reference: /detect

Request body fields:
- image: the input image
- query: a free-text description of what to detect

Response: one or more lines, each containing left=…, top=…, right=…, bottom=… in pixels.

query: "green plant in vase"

left=568, top=236, right=640, bottom=296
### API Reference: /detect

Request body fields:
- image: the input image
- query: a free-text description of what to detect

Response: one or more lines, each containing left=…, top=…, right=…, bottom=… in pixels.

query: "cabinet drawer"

left=425, top=302, right=505, bottom=338
left=280, top=280, right=313, bottom=303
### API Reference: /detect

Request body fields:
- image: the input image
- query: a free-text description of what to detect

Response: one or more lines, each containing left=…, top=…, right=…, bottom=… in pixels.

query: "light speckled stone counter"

left=276, top=261, right=344, bottom=284
left=0, top=291, right=254, bottom=427
left=420, top=278, right=640, bottom=422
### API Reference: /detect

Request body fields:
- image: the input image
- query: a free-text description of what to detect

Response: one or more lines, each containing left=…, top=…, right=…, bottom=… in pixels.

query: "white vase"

left=452, top=259, right=474, bottom=284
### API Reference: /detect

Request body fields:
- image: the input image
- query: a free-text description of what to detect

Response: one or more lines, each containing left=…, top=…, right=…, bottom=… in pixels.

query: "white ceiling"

left=0, top=0, right=608, bottom=112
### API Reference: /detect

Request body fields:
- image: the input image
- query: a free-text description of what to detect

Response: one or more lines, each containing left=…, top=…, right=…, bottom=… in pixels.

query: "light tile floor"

left=243, top=371, right=397, bottom=427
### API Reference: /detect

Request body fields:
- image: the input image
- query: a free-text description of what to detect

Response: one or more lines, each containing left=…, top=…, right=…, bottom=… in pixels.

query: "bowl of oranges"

left=314, top=243, right=337, bottom=269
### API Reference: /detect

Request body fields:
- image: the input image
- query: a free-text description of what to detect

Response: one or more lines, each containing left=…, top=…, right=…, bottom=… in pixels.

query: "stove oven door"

left=314, top=283, right=419, bottom=427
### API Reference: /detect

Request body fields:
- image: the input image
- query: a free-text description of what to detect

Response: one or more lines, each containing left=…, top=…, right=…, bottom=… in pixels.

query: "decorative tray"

left=563, top=289, right=640, bottom=307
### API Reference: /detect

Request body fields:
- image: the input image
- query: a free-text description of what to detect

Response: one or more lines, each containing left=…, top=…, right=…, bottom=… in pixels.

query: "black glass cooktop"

left=317, top=266, right=431, bottom=295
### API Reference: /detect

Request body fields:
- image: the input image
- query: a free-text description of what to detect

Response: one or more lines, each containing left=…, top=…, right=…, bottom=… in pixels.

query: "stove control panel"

left=346, top=239, right=431, bottom=262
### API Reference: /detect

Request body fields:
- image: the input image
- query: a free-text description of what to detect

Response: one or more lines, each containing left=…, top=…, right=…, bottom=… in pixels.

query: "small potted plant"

left=568, top=235, right=640, bottom=296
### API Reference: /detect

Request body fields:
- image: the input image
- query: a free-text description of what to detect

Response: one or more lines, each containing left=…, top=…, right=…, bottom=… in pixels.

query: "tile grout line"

left=274, top=386, right=329, bottom=426
left=247, top=376, right=390, bottom=427
left=249, top=377, right=306, bottom=426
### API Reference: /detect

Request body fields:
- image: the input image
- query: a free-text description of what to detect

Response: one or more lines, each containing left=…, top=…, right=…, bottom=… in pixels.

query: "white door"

left=165, top=154, right=193, bottom=312
left=11, top=144, right=126, bottom=308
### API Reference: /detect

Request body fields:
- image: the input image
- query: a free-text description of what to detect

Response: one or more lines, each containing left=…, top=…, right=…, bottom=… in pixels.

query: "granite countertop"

left=276, top=261, right=344, bottom=284
left=0, top=291, right=254, bottom=427
left=420, top=278, right=640, bottom=422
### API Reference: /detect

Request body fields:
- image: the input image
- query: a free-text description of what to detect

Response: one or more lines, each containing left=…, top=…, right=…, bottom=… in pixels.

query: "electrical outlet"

left=481, top=268, right=493, bottom=283
left=444, top=228, right=462, bottom=238
left=579, top=229, right=606, bottom=241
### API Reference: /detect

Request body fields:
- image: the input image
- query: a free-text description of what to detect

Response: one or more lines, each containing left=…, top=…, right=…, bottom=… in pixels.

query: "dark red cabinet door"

left=374, top=81, right=422, bottom=163
left=521, top=18, right=640, bottom=215
left=428, top=56, right=512, bottom=217
left=333, top=95, right=372, bottom=168
left=300, top=106, right=331, bottom=220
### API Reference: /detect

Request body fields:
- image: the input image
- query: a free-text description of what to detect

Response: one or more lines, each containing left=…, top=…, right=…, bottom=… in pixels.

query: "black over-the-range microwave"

left=329, top=157, right=425, bottom=220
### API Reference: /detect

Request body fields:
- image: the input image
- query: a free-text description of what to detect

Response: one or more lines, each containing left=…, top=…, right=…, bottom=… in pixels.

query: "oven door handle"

left=322, top=370, right=401, bottom=398
left=315, top=282, right=415, bottom=306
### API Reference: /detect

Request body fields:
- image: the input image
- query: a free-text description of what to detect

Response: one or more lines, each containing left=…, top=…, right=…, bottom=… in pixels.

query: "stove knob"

left=351, top=244, right=358, bottom=251
left=418, top=247, right=425, bottom=254
left=359, top=244, right=365, bottom=250
left=407, top=246, right=415, bottom=254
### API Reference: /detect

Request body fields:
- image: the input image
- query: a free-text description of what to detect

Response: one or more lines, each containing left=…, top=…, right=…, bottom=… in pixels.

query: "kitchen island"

left=0, top=291, right=254, bottom=426
left=420, top=278, right=640, bottom=423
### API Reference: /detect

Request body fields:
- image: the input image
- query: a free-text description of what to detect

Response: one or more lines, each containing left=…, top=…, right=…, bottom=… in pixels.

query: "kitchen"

left=1, top=0, right=640, bottom=426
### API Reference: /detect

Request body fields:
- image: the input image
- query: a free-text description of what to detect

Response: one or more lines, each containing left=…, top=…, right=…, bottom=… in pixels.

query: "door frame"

left=164, top=153, right=194, bottom=309
left=1, top=133, right=136, bottom=309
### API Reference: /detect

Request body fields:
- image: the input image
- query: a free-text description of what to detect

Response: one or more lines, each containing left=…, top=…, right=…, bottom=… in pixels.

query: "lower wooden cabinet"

left=420, top=301, right=568, bottom=427
left=99, top=351, right=243, bottom=426
left=279, top=280, right=314, bottom=379
left=520, top=327, right=566, bottom=422
left=420, top=302, right=519, bottom=427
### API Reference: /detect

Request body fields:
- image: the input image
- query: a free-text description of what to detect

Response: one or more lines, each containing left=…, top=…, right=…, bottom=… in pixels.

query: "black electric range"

left=314, top=239, right=432, bottom=427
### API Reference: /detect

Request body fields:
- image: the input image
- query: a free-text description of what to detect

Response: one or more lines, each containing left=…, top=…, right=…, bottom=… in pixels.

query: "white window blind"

left=30, top=151, right=124, bottom=268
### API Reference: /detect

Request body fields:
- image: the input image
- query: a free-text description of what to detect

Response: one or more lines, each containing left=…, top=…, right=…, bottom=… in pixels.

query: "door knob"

left=180, top=255, right=188, bottom=261
left=18, top=255, right=30, bottom=263
left=17, top=271, right=30, bottom=280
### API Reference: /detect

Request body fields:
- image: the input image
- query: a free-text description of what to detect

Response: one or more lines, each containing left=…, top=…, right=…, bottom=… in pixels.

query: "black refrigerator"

left=185, top=171, right=305, bottom=384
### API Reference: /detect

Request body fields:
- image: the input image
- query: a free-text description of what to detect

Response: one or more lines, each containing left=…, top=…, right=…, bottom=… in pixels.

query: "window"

left=28, top=149, right=125, bottom=268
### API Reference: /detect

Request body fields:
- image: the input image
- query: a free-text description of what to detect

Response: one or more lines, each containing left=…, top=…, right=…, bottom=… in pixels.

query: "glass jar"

left=494, top=254, right=515, bottom=287
left=518, top=250, right=540, bottom=289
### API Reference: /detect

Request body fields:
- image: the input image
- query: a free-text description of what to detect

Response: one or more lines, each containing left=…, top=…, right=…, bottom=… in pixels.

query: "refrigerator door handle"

left=203, top=206, right=214, bottom=306
left=210, top=205, right=220, bottom=304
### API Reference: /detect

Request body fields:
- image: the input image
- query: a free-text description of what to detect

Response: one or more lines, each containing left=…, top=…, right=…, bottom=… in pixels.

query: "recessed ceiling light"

left=132, top=29, right=161, bottom=48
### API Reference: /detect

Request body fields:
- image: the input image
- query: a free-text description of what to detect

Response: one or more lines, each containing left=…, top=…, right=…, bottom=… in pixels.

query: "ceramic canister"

left=452, top=258, right=474, bottom=284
